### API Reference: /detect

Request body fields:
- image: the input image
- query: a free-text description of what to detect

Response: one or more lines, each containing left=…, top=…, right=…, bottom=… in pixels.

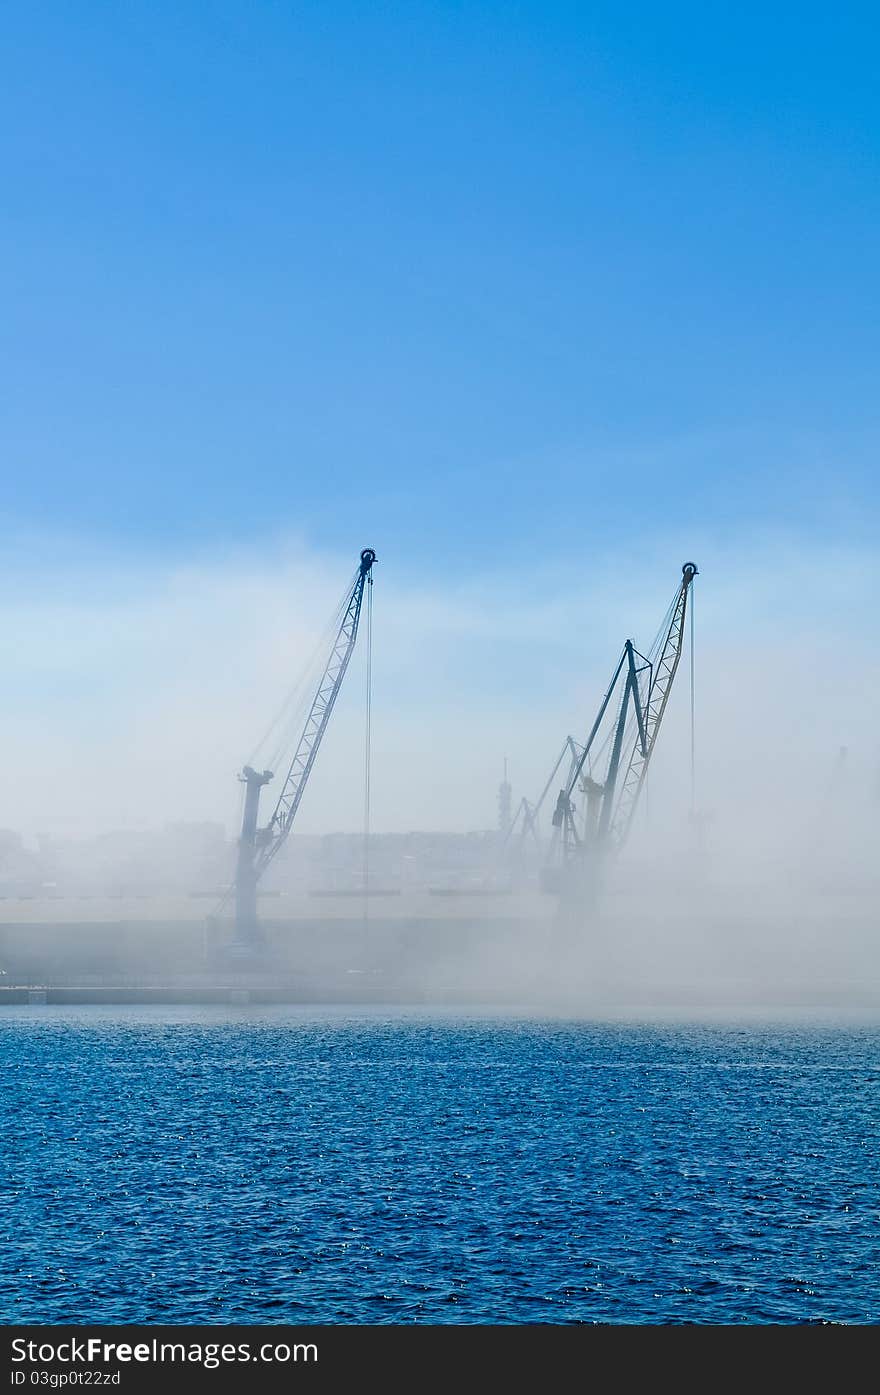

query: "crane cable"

left=362, top=567, right=373, bottom=931
left=247, top=570, right=357, bottom=775
left=689, top=575, right=696, bottom=818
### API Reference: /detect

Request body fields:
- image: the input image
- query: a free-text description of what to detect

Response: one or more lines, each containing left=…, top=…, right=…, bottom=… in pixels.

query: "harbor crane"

left=230, top=547, right=376, bottom=947
left=546, top=562, right=697, bottom=904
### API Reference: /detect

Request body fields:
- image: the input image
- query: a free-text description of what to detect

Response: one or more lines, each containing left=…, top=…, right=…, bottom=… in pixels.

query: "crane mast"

left=547, top=642, right=648, bottom=889
left=234, top=547, right=376, bottom=946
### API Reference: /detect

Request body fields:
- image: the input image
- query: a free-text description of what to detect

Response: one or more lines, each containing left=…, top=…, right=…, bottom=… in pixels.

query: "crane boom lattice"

left=255, top=552, right=374, bottom=881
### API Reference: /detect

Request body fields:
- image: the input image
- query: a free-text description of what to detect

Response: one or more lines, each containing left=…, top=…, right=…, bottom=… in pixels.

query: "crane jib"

left=257, top=551, right=376, bottom=876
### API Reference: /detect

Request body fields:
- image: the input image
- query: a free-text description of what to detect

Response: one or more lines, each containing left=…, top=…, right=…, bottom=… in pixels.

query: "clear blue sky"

left=3, top=1, right=878, bottom=571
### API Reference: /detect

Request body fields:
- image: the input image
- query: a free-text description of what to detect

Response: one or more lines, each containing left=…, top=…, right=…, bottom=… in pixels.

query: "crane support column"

left=596, top=642, right=645, bottom=841
left=234, top=765, right=273, bottom=945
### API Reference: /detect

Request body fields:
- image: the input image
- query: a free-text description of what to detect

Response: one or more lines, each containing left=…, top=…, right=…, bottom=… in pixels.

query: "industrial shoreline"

left=4, top=987, right=880, bottom=1013
left=2, top=885, right=877, bottom=1011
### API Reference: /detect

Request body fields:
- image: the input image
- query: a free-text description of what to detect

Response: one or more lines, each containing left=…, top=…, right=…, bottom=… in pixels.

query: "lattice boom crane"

left=549, top=561, right=697, bottom=899
left=233, top=547, right=376, bottom=945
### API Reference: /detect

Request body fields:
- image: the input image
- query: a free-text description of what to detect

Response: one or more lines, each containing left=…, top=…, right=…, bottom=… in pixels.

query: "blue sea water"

left=1, top=1007, right=878, bottom=1324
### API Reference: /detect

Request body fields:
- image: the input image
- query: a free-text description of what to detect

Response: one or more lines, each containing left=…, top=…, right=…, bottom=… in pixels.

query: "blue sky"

left=3, top=1, right=878, bottom=573
left=2, top=3, right=879, bottom=839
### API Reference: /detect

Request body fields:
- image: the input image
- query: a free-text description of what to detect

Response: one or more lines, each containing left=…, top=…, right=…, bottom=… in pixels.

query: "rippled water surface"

left=2, top=1007, right=878, bottom=1323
